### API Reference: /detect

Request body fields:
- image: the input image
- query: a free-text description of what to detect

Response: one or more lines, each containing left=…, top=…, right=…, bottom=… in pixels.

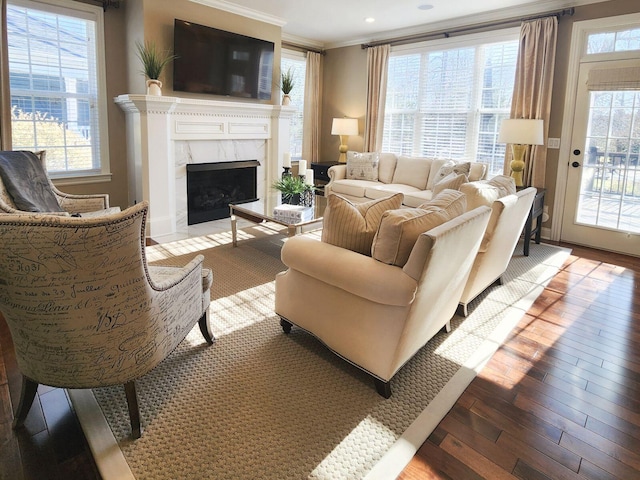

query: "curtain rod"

left=362, top=7, right=574, bottom=49
left=282, top=41, right=326, bottom=55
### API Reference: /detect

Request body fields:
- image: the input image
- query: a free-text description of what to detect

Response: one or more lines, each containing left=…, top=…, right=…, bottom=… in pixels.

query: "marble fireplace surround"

left=115, top=94, right=294, bottom=239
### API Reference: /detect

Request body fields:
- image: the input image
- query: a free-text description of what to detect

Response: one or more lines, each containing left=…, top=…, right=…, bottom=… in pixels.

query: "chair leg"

left=124, top=381, right=142, bottom=439
left=456, top=303, right=469, bottom=317
left=280, top=317, right=292, bottom=334
left=12, top=376, right=39, bottom=429
left=444, top=320, right=452, bottom=333
left=199, top=311, right=214, bottom=345
left=374, top=378, right=392, bottom=398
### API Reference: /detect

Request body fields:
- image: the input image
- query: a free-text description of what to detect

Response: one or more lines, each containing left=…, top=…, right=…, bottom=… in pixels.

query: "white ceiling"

left=192, top=0, right=601, bottom=48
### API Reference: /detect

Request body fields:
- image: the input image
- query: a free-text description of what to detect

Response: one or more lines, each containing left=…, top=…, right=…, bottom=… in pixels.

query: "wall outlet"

left=548, top=138, right=561, bottom=149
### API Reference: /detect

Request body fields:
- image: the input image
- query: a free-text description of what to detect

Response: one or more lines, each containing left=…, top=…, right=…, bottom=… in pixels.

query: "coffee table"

left=229, top=195, right=325, bottom=246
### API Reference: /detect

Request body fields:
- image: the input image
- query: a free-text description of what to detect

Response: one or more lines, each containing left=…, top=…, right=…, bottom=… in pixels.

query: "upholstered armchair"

left=458, top=181, right=537, bottom=316
left=0, top=150, right=116, bottom=215
left=0, top=202, right=213, bottom=439
left=275, top=206, right=491, bottom=397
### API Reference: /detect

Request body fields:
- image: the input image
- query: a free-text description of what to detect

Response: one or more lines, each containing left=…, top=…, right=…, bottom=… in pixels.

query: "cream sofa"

left=457, top=180, right=537, bottom=316
left=274, top=203, right=491, bottom=397
left=324, top=153, right=488, bottom=207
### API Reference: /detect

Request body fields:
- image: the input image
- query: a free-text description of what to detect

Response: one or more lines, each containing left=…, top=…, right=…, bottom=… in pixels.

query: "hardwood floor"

left=1, top=241, right=638, bottom=480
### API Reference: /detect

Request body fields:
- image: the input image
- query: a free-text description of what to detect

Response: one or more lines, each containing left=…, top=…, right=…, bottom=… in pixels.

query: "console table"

left=521, top=187, right=546, bottom=256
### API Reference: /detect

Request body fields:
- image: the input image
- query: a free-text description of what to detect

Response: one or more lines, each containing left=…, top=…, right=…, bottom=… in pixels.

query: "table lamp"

left=498, top=119, right=544, bottom=187
left=331, top=118, right=359, bottom=163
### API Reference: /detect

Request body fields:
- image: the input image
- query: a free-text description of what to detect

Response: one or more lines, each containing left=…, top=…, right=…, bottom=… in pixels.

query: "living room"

left=1, top=0, right=640, bottom=478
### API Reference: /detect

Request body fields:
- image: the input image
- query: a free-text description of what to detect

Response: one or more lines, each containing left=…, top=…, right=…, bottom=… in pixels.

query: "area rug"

left=69, top=225, right=571, bottom=480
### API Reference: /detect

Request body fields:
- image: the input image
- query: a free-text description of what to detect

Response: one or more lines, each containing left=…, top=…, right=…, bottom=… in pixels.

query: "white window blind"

left=281, top=52, right=306, bottom=159
left=383, top=32, right=519, bottom=176
left=7, top=0, right=107, bottom=177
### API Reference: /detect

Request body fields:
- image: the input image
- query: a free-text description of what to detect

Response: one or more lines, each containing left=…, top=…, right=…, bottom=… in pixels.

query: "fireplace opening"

left=186, top=160, right=259, bottom=225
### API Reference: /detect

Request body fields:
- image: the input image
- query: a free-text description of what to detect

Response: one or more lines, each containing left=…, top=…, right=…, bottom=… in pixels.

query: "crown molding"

left=189, top=0, right=287, bottom=27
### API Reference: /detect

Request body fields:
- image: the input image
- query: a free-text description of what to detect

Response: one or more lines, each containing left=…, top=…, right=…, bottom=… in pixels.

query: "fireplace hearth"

left=187, top=160, right=259, bottom=225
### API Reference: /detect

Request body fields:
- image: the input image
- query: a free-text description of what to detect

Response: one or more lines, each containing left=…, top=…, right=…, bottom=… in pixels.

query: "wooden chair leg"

left=280, top=317, right=292, bottom=334
left=124, top=381, right=142, bottom=439
left=198, top=311, right=214, bottom=345
left=12, top=376, right=39, bottom=429
left=374, top=378, right=392, bottom=398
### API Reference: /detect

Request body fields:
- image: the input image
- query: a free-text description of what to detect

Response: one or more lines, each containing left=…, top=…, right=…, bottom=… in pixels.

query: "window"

left=281, top=51, right=306, bottom=159
left=382, top=30, right=519, bottom=176
left=7, top=0, right=108, bottom=178
left=587, top=27, right=640, bottom=54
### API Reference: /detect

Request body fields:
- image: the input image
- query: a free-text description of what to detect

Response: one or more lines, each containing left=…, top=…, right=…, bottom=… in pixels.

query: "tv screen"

left=173, top=19, right=274, bottom=100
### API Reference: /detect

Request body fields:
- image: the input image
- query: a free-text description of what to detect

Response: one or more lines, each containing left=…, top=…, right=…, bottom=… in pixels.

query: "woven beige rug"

left=69, top=225, right=570, bottom=480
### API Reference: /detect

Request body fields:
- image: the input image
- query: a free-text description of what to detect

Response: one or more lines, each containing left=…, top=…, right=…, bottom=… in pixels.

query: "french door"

left=561, top=60, right=640, bottom=256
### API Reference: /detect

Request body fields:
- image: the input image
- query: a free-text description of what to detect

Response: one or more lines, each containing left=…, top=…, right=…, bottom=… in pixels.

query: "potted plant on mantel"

left=135, top=40, right=176, bottom=96
left=280, top=67, right=294, bottom=105
left=272, top=175, right=313, bottom=205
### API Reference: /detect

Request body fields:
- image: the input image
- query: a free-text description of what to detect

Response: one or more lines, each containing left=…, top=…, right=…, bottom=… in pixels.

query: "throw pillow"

left=0, top=150, right=64, bottom=212
left=432, top=172, right=469, bottom=196
left=431, top=160, right=472, bottom=186
left=346, top=151, right=380, bottom=181
left=322, top=192, right=403, bottom=255
left=372, top=190, right=467, bottom=267
left=487, top=175, right=516, bottom=197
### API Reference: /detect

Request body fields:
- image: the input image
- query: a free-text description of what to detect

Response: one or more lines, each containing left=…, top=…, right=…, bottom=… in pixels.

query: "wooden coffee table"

left=229, top=195, right=325, bottom=246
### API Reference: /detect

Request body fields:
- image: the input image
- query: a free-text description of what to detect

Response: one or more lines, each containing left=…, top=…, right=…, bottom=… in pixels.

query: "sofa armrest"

left=281, top=235, right=417, bottom=306
left=324, top=164, right=347, bottom=196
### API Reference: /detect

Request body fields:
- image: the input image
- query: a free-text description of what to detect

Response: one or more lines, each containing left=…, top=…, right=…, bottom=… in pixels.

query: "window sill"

left=51, top=173, right=113, bottom=187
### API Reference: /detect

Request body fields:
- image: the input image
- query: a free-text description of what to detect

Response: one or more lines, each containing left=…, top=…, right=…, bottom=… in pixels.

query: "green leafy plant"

left=272, top=175, right=314, bottom=202
left=135, top=40, right=177, bottom=80
left=280, top=67, right=295, bottom=95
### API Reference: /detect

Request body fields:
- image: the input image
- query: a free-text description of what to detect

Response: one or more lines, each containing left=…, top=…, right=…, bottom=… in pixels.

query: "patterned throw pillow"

left=432, top=172, right=469, bottom=195
left=372, top=190, right=467, bottom=267
left=431, top=161, right=472, bottom=187
left=346, top=152, right=380, bottom=181
left=321, top=192, right=403, bottom=255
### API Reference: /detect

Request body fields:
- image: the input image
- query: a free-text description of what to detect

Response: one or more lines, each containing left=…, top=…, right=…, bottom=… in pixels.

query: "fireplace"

left=186, top=160, right=259, bottom=224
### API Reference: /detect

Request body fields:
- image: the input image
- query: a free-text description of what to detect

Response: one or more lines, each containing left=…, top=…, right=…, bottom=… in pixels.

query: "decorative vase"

left=146, top=79, right=163, bottom=96
left=282, top=94, right=291, bottom=106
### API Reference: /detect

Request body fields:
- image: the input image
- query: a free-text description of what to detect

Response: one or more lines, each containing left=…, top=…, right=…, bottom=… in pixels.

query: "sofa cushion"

left=432, top=172, right=469, bottom=195
left=372, top=190, right=467, bottom=267
left=460, top=175, right=516, bottom=211
left=347, top=151, right=380, bottom=181
left=391, top=156, right=432, bottom=190
left=322, top=193, right=404, bottom=256
left=403, top=190, right=434, bottom=207
left=377, top=153, right=398, bottom=184
left=364, top=183, right=422, bottom=201
left=0, top=150, right=64, bottom=212
left=330, top=179, right=381, bottom=198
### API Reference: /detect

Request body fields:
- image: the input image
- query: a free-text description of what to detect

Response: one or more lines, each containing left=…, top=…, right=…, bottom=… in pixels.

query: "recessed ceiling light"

left=418, top=4, right=434, bottom=10
left=365, top=17, right=376, bottom=23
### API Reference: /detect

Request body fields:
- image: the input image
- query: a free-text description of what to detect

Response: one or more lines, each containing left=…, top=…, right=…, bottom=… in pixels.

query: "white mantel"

left=115, top=94, right=294, bottom=239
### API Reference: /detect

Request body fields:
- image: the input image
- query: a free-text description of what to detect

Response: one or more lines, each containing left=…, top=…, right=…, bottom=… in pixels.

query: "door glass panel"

left=577, top=90, right=640, bottom=233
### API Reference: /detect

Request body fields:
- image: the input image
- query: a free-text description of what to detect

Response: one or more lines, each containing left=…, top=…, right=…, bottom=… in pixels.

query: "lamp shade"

left=498, top=119, right=544, bottom=145
left=331, top=118, right=359, bottom=136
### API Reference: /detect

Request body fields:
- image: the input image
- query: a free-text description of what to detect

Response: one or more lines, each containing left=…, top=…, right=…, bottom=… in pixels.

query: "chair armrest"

left=147, top=255, right=205, bottom=291
left=54, top=189, right=110, bottom=213
left=281, top=235, right=417, bottom=306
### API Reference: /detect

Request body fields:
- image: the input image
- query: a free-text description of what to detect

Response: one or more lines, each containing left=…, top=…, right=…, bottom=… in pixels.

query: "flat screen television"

left=173, top=19, right=274, bottom=100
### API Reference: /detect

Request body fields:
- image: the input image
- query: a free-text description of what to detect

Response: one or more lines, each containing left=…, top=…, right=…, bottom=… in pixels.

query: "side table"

left=521, top=187, right=546, bottom=256
left=311, top=161, right=340, bottom=196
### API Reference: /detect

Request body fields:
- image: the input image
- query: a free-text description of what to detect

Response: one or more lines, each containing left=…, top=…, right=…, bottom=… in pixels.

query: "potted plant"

left=272, top=175, right=314, bottom=204
left=135, top=40, right=176, bottom=96
left=280, top=67, right=294, bottom=105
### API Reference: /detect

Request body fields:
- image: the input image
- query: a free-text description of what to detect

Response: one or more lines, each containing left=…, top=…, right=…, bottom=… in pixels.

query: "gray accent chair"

left=0, top=150, right=117, bottom=215
left=0, top=201, right=213, bottom=438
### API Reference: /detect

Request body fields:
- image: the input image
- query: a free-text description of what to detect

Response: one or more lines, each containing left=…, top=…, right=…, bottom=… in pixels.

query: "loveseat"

left=324, top=152, right=488, bottom=207
left=275, top=190, right=491, bottom=397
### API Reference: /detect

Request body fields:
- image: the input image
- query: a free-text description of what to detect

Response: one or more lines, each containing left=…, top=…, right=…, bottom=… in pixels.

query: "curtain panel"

left=1, top=0, right=11, bottom=150
left=506, top=16, right=558, bottom=188
left=364, top=44, right=390, bottom=153
left=302, top=51, right=322, bottom=163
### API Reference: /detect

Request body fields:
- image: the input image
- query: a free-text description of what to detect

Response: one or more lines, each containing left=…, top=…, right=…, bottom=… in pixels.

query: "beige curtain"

left=505, top=16, right=557, bottom=188
left=302, top=51, right=322, bottom=163
left=364, top=44, right=390, bottom=152
left=1, top=0, right=12, bottom=150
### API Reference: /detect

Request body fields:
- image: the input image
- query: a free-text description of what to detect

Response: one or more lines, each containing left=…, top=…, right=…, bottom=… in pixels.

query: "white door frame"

left=551, top=12, right=640, bottom=243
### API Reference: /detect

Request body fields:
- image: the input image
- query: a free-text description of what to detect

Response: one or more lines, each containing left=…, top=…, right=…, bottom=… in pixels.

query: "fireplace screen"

left=186, top=160, right=259, bottom=225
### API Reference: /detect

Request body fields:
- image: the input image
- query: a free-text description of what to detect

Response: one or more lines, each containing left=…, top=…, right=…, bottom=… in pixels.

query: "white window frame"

left=384, top=28, right=520, bottom=176
left=281, top=49, right=306, bottom=160
left=7, top=0, right=111, bottom=184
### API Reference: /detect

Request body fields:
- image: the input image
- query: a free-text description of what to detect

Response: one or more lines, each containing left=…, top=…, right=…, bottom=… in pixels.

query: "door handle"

left=573, top=149, right=581, bottom=155
left=571, top=161, right=581, bottom=168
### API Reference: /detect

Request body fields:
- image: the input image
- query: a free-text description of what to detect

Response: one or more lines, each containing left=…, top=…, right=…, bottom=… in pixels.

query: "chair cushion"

left=432, top=172, right=469, bottom=196
left=0, top=151, right=64, bottom=212
left=346, top=151, right=379, bottom=181
left=372, top=190, right=467, bottom=266
left=321, top=193, right=403, bottom=256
